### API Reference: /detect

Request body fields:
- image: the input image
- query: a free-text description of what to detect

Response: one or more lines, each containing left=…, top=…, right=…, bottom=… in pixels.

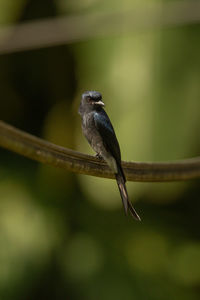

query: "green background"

left=0, top=1, right=200, bottom=299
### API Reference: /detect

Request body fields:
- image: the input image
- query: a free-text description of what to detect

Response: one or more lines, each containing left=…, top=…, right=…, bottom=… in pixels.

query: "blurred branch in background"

left=0, top=1, right=200, bottom=55
left=0, top=120, right=200, bottom=182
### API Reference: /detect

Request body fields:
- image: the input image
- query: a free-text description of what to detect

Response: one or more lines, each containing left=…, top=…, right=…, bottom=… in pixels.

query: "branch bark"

left=0, top=121, right=200, bottom=182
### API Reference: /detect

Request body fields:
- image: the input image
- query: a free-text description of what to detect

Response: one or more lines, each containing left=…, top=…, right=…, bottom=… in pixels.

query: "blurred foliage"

left=0, top=0, right=200, bottom=299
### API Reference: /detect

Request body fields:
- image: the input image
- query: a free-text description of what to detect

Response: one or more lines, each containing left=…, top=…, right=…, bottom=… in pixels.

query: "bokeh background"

left=0, top=0, right=200, bottom=299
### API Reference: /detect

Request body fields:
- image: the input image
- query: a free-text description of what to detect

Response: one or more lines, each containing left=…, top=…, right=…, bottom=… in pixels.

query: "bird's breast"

left=82, top=113, right=97, bottom=144
left=82, top=113, right=93, bottom=128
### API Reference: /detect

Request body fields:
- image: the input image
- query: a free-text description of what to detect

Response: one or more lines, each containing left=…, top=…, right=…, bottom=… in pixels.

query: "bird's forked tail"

left=115, top=168, right=141, bottom=221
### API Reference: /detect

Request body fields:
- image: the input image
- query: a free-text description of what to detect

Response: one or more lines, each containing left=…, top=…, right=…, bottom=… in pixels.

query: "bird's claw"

left=95, top=153, right=103, bottom=160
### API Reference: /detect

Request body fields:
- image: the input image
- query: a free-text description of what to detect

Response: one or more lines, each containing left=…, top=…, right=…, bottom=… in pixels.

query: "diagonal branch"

left=0, top=120, right=199, bottom=182
left=0, top=1, right=200, bottom=55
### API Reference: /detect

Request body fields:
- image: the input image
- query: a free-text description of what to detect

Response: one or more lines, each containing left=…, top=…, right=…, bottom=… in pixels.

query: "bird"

left=78, top=91, right=141, bottom=221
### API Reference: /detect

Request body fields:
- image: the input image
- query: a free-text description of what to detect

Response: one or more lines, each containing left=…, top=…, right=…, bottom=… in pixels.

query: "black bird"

left=79, top=91, right=141, bottom=220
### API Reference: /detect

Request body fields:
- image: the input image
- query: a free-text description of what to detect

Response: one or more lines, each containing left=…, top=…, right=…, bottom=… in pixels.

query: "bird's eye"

left=86, top=96, right=92, bottom=103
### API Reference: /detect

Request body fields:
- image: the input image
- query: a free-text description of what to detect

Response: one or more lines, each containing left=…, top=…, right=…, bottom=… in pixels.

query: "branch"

left=0, top=1, right=200, bottom=55
left=0, top=121, right=199, bottom=182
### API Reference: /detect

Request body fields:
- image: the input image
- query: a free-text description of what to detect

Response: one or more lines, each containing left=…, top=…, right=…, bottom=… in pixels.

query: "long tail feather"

left=115, top=170, right=141, bottom=221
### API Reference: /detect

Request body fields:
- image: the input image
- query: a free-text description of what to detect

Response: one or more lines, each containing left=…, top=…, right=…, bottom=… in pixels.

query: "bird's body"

left=79, top=91, right=141, bottom=220
left=81, top=109, right=118, bottom=173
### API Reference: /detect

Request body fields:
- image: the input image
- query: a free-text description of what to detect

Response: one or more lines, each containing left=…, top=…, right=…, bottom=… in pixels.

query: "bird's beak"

left=94, top=100, right=105, bottom=106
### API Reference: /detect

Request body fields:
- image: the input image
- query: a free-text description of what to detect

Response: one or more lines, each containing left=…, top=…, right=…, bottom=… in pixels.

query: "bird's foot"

left=95, top=153, right=103, bottom=160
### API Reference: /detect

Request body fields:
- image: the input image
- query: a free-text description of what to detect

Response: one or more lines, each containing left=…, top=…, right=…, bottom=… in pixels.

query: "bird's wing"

left=93, top=111, right=121, bottom=164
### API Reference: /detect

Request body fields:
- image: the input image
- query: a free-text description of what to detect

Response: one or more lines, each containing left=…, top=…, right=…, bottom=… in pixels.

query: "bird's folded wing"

left=93, top=111, right=121, bottom=164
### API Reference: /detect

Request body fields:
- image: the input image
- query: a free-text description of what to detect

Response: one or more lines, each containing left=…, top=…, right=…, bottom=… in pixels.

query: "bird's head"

left=82, top=91, right=105, bottom=106
left=79, top=91, right=105, bottom=114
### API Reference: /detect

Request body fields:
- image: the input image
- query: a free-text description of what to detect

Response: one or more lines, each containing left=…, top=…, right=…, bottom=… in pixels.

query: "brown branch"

left=0, top=120, right=199, bottom=182
left=0, top=1, right=200, bottom=55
